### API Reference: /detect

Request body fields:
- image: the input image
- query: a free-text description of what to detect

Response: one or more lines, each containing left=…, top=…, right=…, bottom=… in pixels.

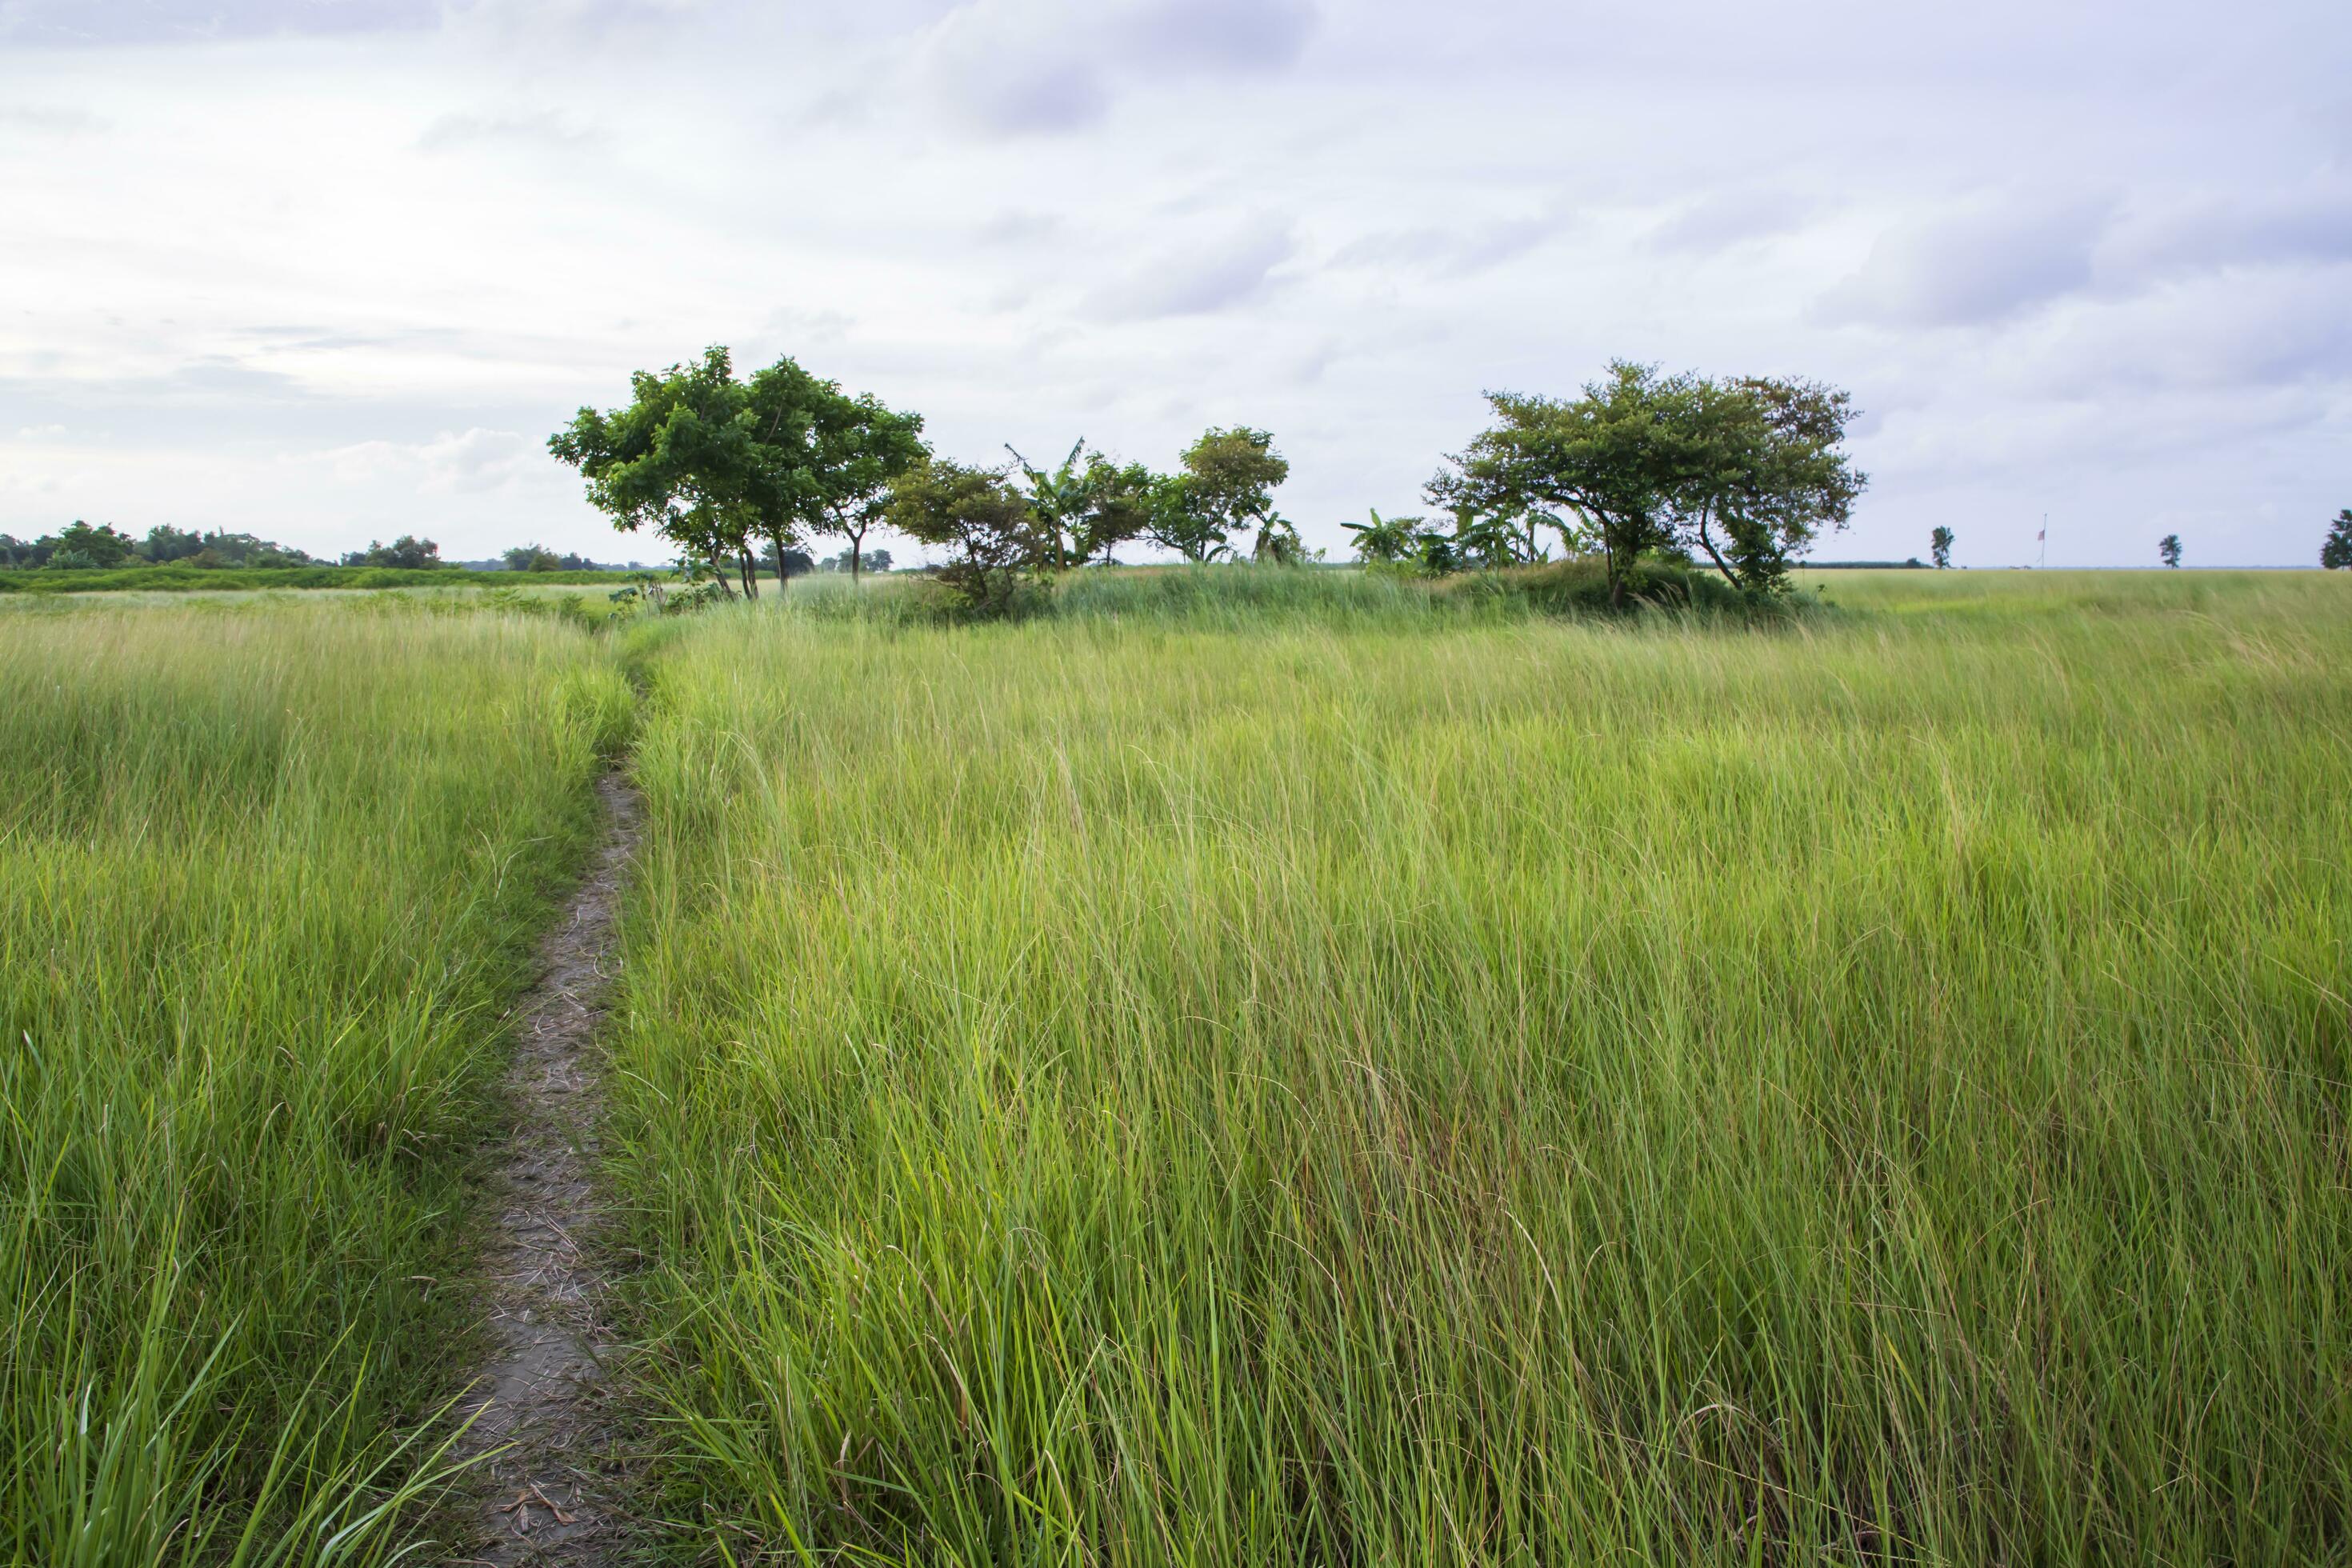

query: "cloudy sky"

left=2, top=0, right=2346, bottom=568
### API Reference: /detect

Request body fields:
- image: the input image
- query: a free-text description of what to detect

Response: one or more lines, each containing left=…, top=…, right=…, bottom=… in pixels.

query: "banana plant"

left=1005, top=439, right=1089, bottom=570
left=1341, top=507, right=1423, bottom=564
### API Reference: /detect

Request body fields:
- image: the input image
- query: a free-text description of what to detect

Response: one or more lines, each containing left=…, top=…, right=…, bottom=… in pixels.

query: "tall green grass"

left=0, top=602, right=632, bottom=1562
left=609, top=571, right=2351, bottom=1563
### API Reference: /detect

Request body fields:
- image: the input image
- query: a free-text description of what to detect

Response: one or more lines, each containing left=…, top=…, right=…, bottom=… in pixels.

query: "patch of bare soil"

left=451, top=772, right=642, bottom=1565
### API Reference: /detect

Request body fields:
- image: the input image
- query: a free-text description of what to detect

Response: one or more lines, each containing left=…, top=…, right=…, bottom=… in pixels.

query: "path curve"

left=454, top=771, right=641, bottom=1564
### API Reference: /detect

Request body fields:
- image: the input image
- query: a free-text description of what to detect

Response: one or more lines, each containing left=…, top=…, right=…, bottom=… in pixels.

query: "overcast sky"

left=2, top=0, right=2346, bottom=568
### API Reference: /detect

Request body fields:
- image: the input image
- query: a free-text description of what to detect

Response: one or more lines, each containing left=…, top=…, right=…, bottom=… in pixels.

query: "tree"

left=748, top=358, right=926, bottom=586
left=1430, top=362, right=1865, bottom=606
left=1072, top=456, right=1159, bottom=565
left=344, top=535, right=442, bottom=569
left=1431, top=365, right=1690, bottom=609
left=865, top=547, right=894, bottom=574
left=2159, top=534, right=2182, bottom=569
left=138, top=525, right=206, bottom=563
left=2323, top=510, right=2352, bottom=570
left=550, top=347, right=763, bottom=599
left=47, top=521, right=138, bottom=569
left=1146, top=426, right=1289, bottom=562
left=1678, top=375, right=1864, bottom=596
left=885, top=459, right=1043, bottom=614
left=504, top=543, right=561, bottom=572
left=1007, top=441, right=1091, bottom=569
left=1930, top=526, right=1954, bottom=570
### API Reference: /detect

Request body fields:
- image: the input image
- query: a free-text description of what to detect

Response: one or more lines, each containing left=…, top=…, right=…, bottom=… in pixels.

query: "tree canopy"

left=548, top=346, right=925, bottom=595
left=1426, top=362, right=1865, bottom=606
left=884, top=458, right=1041, bottom=614
left=2322, top=509, right=2352, bottom=570
left=1145, top=427, right=1290, bottom=562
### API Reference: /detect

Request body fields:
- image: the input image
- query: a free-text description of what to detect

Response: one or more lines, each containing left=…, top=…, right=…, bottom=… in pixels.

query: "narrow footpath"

left=453, top=771, right=642, bottom=1565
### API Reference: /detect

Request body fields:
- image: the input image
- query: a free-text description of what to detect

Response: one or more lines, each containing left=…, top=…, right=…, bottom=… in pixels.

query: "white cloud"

left=1822, top=194, right=2115, bottom=328
left=0, top=0, right=2346, bottom=567
left=310, top=429, right=545, bottom=494
left=1086, top=215, right=1294, bottom=319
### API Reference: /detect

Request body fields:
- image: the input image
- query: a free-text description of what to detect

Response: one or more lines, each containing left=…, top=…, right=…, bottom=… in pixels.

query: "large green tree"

left=550, top=347, right=762, bottom=597
left=1429, top=364, right=1685, bottom=608
left=1930, top=526, right=1954, bottom=570
left=758, top=359, right=926, bottom=584
left=1429, top=362, right=1865, bottom=606
left=553, top=349, right=926, bottom=596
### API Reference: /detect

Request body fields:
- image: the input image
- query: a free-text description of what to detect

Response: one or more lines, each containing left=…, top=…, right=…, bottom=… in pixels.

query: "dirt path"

left=453, top=772, right=641, bottom=1565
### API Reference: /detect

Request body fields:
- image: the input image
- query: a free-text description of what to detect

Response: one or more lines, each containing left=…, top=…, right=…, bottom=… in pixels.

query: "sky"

left=2, top=0, right=2347, bottom=570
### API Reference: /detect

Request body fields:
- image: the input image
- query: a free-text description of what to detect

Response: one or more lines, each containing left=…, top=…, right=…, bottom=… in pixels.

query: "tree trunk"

left=738, top=548, right=758, bottom=600
left=1693, top=511, right=1741, bottom=588
left=848, top=518, right=866, bottom=585
left=771, top=537, right=788, bottom=590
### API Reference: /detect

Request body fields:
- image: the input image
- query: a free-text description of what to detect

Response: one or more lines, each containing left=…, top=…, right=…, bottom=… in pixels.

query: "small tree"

left=504, top=543, right=561, bottom=572
left=1343, top=508, right=1422, bottom=565
left=346, top=535, right=442, bottom=570
left=2159, top=534, right=2182, bottom=569
left=1146, top=427, right=1289, bottom=562
left=1930, top=526, right=1954, bottom=570
left=885, top=460, right=1043, bottom=614
left=1007, top=441, right=1090, bottom=569
left=1070, top=456, right=1159, bottom=565
left=2320, top=510, right=2351, bottom=570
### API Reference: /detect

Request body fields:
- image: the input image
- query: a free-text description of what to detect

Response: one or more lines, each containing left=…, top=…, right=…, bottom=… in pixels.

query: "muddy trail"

left=452, top=771, right=642, bottom=1565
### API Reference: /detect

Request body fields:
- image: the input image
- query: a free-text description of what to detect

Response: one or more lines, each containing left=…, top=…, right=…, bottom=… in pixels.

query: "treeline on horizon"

left=552, top=347, right=1871, bottom=616
left=0, top=523, right=649, bottom=578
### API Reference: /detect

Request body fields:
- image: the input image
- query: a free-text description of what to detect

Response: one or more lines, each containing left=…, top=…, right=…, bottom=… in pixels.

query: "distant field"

left=611, top=569, right=2350, bottom=1562
left=2, top=570, right=2346, bottom=1563
left=0, top=563, right=635, bottom=595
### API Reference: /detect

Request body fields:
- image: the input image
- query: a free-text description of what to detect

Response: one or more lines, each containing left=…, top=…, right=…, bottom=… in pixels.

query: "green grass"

left=606, top=570, right=2350, bottom=1563
left=0, top=601, right=632, bottom=1563
left=6, top=568, right=2346, bottom=1564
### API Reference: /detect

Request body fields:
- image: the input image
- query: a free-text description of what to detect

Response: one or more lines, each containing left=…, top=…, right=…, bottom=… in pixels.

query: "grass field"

left=2, top=570, right=2345, bottom=1563
left=0, top=602, right=630, bottom=1563
left=610, top=570, right=2350, bottom=1563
